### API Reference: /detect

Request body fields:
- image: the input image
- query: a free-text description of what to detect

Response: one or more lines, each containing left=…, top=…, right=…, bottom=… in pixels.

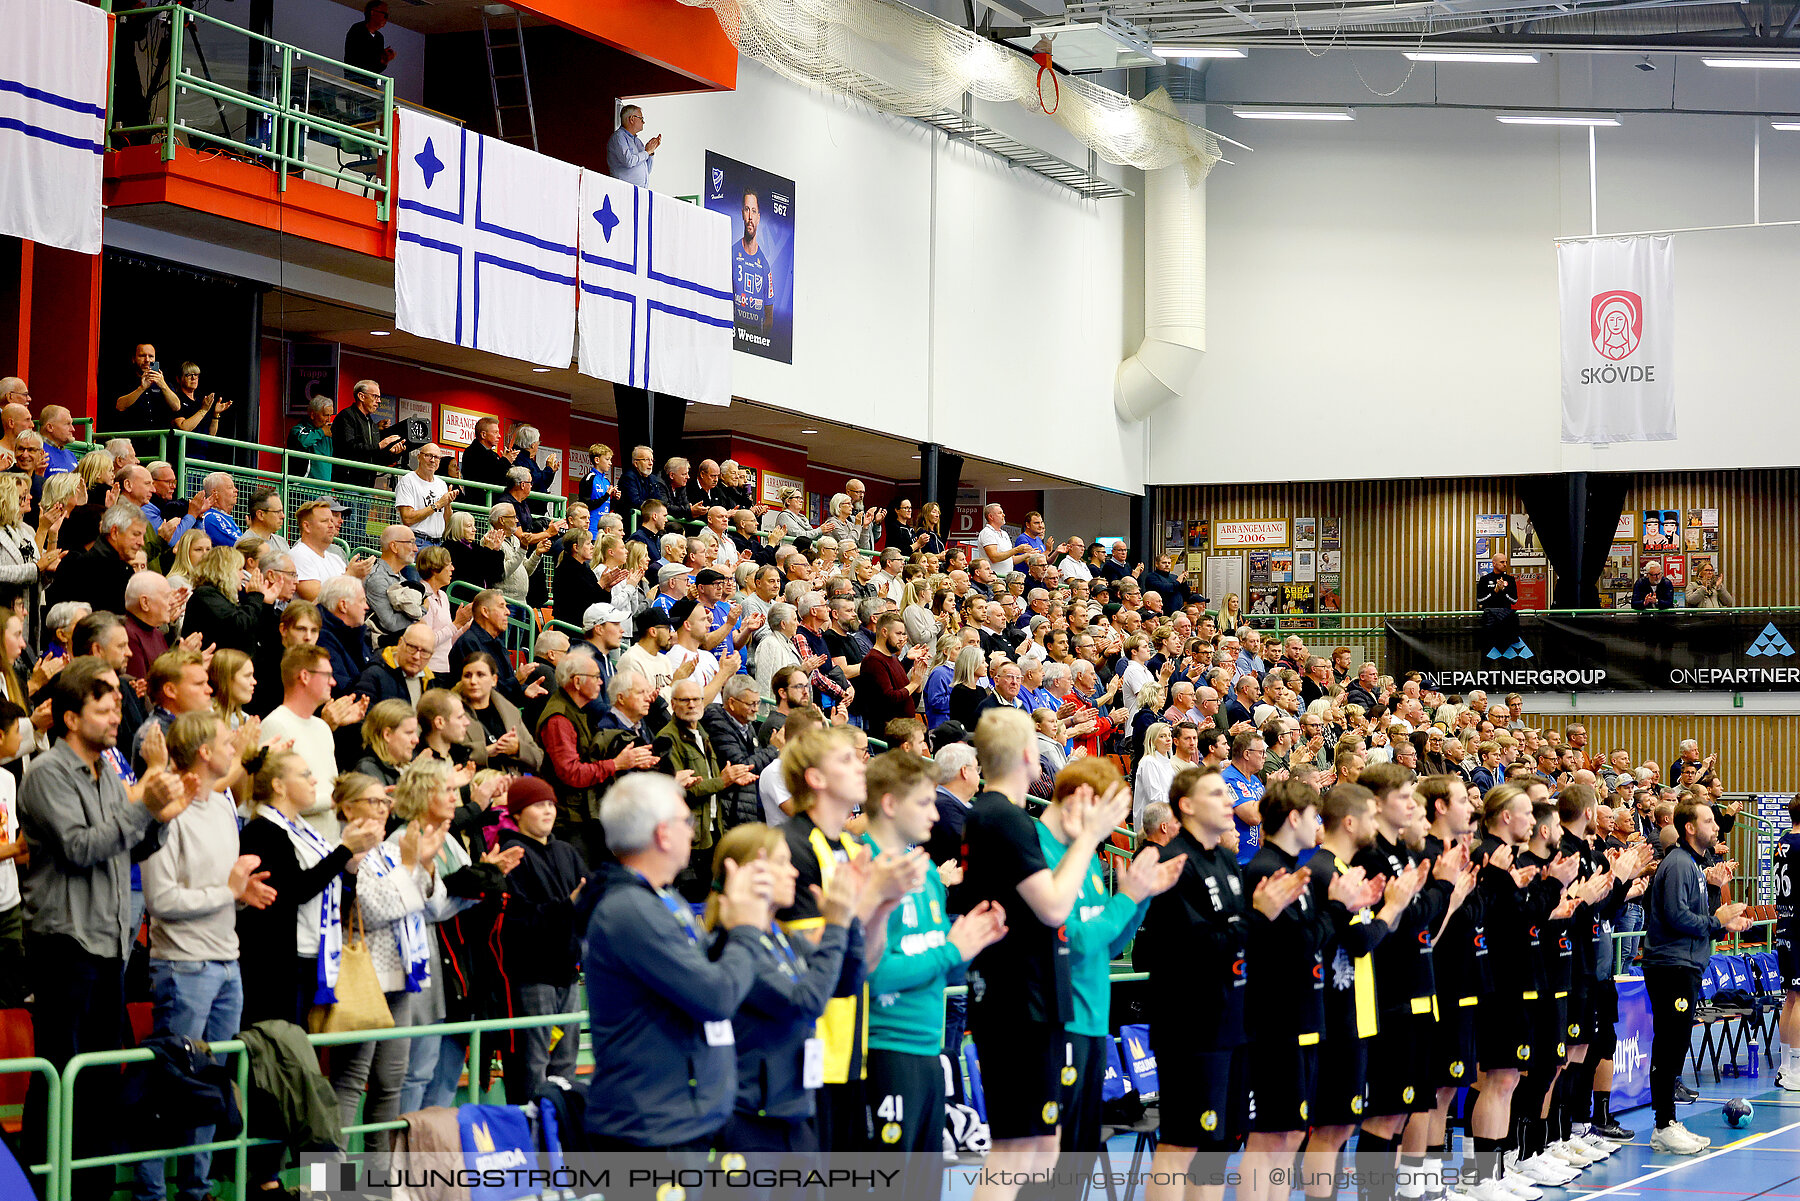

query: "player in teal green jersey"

left=1035, top=757, right=1185, bottom=1196
left=860, top=750, right=1008, bottom=1173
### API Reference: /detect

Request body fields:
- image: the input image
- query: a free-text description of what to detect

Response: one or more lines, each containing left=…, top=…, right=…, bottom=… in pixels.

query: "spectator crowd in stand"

left=0, top=380, right=1773, bottom=1201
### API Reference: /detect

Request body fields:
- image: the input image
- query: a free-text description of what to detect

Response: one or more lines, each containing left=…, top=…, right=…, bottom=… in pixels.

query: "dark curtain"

left=922, top=446, right=962, bottom=533
left=1518, top=472, right=1631, bottom=610
left=98, top=250, right=261, bottom=465
left=613, top=386, right=688, bottom=469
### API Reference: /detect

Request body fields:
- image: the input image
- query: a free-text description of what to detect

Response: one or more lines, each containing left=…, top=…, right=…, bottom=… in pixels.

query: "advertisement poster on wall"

left=1508, top=514, right=1545, bottom=564
left=705, top=152, right=795, bottom=364
left=1643, top=509, right=1680, bottom=551
left=759, top=470, right=805, bottom=507
left=1514, top=563, right=1549, bottom=610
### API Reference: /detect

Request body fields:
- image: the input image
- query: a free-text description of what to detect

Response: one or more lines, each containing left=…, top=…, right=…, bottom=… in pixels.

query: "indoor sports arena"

left=4, top=0, right=1800, bottom=1199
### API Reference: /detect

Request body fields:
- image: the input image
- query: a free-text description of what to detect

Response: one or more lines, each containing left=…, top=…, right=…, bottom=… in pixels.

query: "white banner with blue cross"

left=394, top=109, right=579, bottom=369
left=577, top=170, right=734, bottom=407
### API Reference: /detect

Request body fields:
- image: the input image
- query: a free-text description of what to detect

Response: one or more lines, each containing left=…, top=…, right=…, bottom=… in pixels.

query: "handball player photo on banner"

left=1558, top=234, right=1675, bottom=443
left=706, top=151, right=796, bottom=363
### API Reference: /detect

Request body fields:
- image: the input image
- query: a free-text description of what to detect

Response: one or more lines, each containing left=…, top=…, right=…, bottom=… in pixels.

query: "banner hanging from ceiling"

left=1559, top=235, right=1675, bottom=444
left=0, top=0, right=106, bottom=254
left=706, top=151, right=795, bottom=364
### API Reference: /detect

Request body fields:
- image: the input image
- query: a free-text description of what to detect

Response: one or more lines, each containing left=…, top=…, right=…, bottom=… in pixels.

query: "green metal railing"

left=0, top=1055, right=60, bottom=1191
left=105, top=5, right=397, bottom=219
left=104, top=428, right=566, bottom=562
left=54, top=1010, right=583, bottom=1201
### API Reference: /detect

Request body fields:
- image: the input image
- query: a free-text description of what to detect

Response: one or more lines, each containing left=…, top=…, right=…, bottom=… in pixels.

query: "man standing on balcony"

left=334, top=380, right=406, bottom=494
left=606, top=105, right=658, bottom=188
left=113, top=343, right=181, bottom=437
left=344, top=0, right=396, bottom=76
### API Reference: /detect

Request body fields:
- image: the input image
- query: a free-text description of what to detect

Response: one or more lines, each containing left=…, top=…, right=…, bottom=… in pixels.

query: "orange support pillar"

left=26, top=244, right=102, bottom=422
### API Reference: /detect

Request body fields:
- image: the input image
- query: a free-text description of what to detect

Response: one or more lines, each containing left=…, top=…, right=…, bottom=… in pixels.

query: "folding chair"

left=1694, top=955, right=1752, bottom=1081
left=1104, top=1026, right=1161, bottom=1201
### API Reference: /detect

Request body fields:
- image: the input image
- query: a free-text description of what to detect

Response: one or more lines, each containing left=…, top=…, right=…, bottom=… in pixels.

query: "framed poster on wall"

left=1215, top=519, right=1289, bottom=549
left=439, top=404, right=495, bottom=449
left=760, top=470, right=804, bottom=506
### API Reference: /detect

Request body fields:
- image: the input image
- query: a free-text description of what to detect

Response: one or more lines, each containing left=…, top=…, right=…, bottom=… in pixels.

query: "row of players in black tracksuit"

left=1090, top=762, right=1666, bottom=1201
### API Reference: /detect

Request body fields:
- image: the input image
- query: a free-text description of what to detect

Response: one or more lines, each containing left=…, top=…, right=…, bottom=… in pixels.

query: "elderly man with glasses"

left=352, top=621, right=438, bottom=705
left=364, top=524, right=425, bottom=640
left=395, top=443, right=460, bottom=549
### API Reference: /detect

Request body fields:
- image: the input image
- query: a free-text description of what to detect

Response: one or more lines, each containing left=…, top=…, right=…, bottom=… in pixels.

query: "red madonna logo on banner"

left=1590, top=290, right=1643, bottom=361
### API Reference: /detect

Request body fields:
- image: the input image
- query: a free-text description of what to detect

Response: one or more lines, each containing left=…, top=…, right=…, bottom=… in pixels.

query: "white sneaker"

left=1578, top=1133, right=1619, bottom=1156
left=1779, top=1069, right=1800, bottom=1092
left=1550, top=1140, right=1604, bottom=1166
left=1462, top=1179, right=1525, bottom=1201
left=1499, top=1172, right=1547, bottom=1199
left=1523, top=1153, right=1582, bottom=1183
left=1506, top=1154, right=1572, bottom=1185
left=1650, top=1122, right=1710, bottom=1156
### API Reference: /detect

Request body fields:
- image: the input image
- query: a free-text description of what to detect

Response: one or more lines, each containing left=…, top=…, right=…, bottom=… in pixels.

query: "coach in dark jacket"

left=581, top=773, right=767, bottom=1150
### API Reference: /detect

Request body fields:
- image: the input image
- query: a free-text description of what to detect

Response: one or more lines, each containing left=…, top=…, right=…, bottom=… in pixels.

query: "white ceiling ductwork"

left=1116, top=94, right=1207, bottom=422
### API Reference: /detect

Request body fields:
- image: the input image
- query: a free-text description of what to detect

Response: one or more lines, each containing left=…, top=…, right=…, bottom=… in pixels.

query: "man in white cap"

left=581, top=603, right=627, bottom=688
left=649, top=561, right=692, bottom=616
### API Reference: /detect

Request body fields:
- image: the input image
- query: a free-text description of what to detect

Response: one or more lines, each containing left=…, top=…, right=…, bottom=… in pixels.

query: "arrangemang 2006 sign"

left=1386, top=610, right=1800, bottom=693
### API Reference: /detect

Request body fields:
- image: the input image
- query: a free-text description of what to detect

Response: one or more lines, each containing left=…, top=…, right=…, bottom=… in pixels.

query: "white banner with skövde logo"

left=1558, top=235, right=1675, bottom=444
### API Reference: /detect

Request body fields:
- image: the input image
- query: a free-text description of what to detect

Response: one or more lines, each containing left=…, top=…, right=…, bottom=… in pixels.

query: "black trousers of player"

left=717, top=1112, right=820, bottom=1201
left=1645, top=964, right=1702, bottom=1128
left=867, top=1049, right=947, bottom=1201
left=588, top=1135, right=716, bottom=1201
left=1018, top=1033, right=1110, bottom=1201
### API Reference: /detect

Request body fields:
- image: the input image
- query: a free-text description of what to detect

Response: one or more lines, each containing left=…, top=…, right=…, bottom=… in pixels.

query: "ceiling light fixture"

left=369, top=330, right=391, bottom=336
left=1007, top=478, right=1024, bottom=482
left=531, top=367, right=552, bottom=372
left=800, top=429, right=818, bottom=434
left=1703, top=57, right=1800, bottom=68
left=1152, top=45, right=1247, bottom=58
left=1496, top=112, right=1621, bottom=126
left=1404, top=51, right=1538, bottom=63
left=1772, top=121, right=1800, bottom=130
left=1232, top=106, right=1355, bottom=121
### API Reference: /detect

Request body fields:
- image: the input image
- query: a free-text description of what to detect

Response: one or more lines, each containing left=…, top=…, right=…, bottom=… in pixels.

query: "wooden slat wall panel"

left=1618, top=470, right=1800, bottom=610
left=1518, top=712, right=1800, bottom=795
left=1156, top=469, right=1800, bottom=616
left=1157, top=479, right=1525, bottom=614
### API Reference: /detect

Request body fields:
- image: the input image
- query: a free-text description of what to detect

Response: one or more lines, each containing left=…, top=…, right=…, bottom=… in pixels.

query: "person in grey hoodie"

left=581, top=772, right=775, bottom=1156
left=137, top=709, right=277, bottom=1201
left=1642, top=798, right=1750, bottom=1155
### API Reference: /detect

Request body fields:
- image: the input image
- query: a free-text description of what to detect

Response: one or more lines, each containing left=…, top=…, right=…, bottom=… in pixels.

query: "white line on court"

left=1571, top=1120, right=1800, bottom=1200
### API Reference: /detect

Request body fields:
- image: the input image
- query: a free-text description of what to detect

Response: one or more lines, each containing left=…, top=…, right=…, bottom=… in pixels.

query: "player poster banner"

left=1386, top=609, right=1800, bottom=692
left=1558, top=236, right=1675, bottom=443
left=705, top=152, right=795, bottom=363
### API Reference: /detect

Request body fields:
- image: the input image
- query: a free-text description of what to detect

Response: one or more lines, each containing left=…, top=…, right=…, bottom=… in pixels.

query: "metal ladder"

left=480, top=4, right=539, bottom=150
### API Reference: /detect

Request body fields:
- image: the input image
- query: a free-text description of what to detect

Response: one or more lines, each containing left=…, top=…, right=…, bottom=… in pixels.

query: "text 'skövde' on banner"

left=577, top=171, right=733, bottom=407
left=1558, top=235, right=1675, bottom=444
left=394, top=110, right=579, bottom=369
left=0, top=0, right=107, bottom=255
